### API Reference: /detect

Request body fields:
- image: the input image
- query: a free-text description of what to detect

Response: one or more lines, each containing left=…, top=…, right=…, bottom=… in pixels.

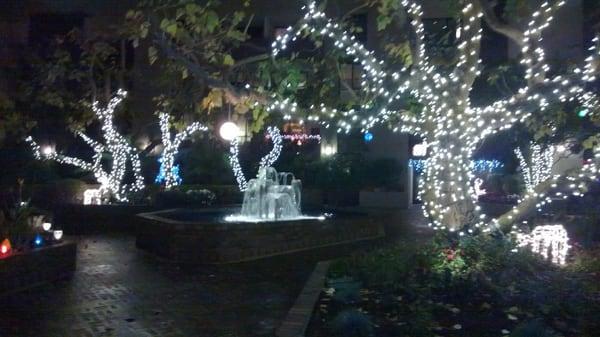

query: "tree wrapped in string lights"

left=269, top=1, right=600, bottom=235
left=515, top=143, right=556, bottom=193
left=26, top=89, right=145, bottom=202
left=229, top=126, right=283, bottom=191
left=156, top=113, right=208, bottom=189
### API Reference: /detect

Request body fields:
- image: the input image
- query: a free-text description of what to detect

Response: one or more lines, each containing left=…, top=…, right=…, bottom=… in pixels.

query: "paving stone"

left=0, top=234, right=316, bottom=337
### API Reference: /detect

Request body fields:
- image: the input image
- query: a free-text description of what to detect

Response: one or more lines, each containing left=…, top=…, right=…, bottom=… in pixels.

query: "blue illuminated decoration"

left=409, top=159, right=426, bottom=174
left=410, top=159, right=503, bottom=175
left=155, top=158, right=182, bottom=186
left=364, top=132, right=373, bottom=142
left=471, top=159, right=503, bottom=173
left=34, top=234, right=42, bottom=246
left=578, top=108, right=589, bottom=118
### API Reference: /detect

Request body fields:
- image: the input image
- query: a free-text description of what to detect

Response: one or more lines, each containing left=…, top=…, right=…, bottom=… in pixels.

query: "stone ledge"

left=276, top=260, right=331, bottom=337
left=0, top=241, right=77, bottom=296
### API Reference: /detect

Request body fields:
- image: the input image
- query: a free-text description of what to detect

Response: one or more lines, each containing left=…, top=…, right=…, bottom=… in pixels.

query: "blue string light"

left=155, top=158, right=182, bottom=186
left=364, top=132, right=373, bottom=142
left=471, top=159, right=503, bottom=173
left=410, top=159, right=503, bottom=175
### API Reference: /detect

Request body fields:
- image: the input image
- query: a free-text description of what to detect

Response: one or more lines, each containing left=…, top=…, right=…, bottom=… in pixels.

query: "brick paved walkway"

left=0, top=235, right=315, bottom=337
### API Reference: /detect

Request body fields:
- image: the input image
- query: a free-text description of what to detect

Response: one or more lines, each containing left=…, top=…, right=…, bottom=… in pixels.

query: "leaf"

left=201, top=89, right=223, bottom=111
left=165, top=23, right=178, bottom=37
left=377, top=15, right=392, bottom=31
left=223, top=54, right=235, bottom=66
left=200, top=10, right=219, bottom=33
left=182, top=68, right=188, bottom=79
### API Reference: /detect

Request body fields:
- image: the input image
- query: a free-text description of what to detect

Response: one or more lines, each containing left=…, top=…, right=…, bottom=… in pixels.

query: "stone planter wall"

left=54, top=204, right=161, bottom=234
left=0, top=241, right=77, bottom=296
left=136, top=209, right=384, bottom=264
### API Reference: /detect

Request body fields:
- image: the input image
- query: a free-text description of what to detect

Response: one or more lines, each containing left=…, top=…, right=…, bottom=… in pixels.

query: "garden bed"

left=0, top=241, right=77, bottom=296
left=306, top=236, right=600, bottom=337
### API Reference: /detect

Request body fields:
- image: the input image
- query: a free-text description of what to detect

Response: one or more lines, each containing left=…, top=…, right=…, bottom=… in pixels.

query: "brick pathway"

left=0, top=235, right=315, bottom=337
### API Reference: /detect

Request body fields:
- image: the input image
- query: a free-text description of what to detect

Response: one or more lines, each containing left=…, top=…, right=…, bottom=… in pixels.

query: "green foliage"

left=126, top=0, right=253, bottom=126
left=510, top=319, right=559, bottom=337
left=325, top=232, right=600, bottom=335
left=152, top=188, right=216, bottom=208
left=0, top=205, right=39, bottom=241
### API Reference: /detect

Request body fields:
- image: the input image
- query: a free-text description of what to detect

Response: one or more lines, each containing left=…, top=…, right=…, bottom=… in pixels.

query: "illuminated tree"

left=269, top=1, right=600, bottom=235
left=26, top=90, right=144, bottom=202
left=514, top=143, right=556, bottom=193
left=156, top=113, right=208, bottom=189
left=229, top=126, right=283, bottom=191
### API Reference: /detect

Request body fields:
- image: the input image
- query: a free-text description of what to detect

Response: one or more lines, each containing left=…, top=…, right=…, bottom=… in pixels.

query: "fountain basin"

left=136, top=208, right=384, bottom=264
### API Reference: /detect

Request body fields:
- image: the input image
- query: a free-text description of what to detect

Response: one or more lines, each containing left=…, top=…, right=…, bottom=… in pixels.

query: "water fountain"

left=137, top=170, right=382, bottom=263
left=225, top=167, right=321, bottom=222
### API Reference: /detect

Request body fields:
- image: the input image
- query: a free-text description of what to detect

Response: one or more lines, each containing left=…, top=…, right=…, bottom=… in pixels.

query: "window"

left=340, top=63, right=362, bottom=90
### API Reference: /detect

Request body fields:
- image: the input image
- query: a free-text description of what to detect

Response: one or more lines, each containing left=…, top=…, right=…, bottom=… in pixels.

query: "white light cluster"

left=515, top=143, right=555, bottom=193
left=83, top=188, right=103, bottom=205
left=157, top=113, right=208, bottom=189
left=267, top=133, right=321, bottom=143
left=229, top=126, right=283, bottom=191
left=516, top=224, right=571, bottom=265
left=259, top=126, right=283, bottom=169
left=474, top=178, right=486, bottom=197
left=266, top=1, right=600, bottom=234
left=27, top=90, right=145, bottom=202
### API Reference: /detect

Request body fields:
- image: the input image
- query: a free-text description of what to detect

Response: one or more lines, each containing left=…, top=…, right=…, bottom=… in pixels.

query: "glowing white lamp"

left=219, top=122, right=240, bottom=141
left=53, top=230, right=63, bottom=241
left=412, top=142, right=428, bottom=157
left=42, top=146, right=54, bottom=156
left=42, top=222, right=52, bottom=231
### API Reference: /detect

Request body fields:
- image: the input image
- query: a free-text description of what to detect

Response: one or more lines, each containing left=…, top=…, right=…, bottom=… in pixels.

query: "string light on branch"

left=156, top=113, right=208, bottom=189
left=229, top=126, right=283, bottom=191
left=515, top=143, right=555, bottom=193
left=267, top=0, right=600, bottom=234
left=27, top=89, right=144, bottom=202
left=259, top=126, right=283, bottom=169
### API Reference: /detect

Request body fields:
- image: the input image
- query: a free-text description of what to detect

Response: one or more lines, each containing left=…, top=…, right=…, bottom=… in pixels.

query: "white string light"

left=516, top=224, right=571, bottom=265
left=156, top=112, right=208, bottom=189
left=515, top=143, right=555, bottom=193
left=264, top=1, right=600, bottom=235
left=27, top=89, right=145, bottom=202
left=229, top=126, right=283, bottom=191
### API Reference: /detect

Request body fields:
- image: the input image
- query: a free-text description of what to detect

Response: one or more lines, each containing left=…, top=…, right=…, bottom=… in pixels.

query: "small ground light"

left=53, top=230, right=63, bottom=241
left=364, top=132, right=373, bottom=142
left=42, top=222, right=52, bottom=231
left=34, top=234, right=43, bottom=246
left=0, top=239, right=11, bottom=255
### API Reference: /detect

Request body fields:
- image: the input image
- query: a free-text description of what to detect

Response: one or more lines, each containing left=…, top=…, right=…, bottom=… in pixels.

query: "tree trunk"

left=421, top=137, right=476, bottom=231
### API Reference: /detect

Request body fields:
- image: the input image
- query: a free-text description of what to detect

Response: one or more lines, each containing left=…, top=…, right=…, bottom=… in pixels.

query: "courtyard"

left=1, top=0, right=600, bottom=336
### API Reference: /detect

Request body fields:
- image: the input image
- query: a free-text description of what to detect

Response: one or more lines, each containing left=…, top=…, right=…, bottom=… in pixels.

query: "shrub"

left=329, top=309, right=374, bottom=337
left=30, top=178, right=87, bottom=207
left=153, top=188, right=216, bottom=208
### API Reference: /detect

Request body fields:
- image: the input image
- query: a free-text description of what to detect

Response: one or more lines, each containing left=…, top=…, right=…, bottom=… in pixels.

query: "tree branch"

left=478, top=0, right=524, bottom=46
left=155, top=33, right=270, bottom=106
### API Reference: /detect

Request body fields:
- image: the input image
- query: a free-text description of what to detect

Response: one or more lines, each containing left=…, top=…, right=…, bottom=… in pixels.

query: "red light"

left=0, top=238, right=11, bottom=256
